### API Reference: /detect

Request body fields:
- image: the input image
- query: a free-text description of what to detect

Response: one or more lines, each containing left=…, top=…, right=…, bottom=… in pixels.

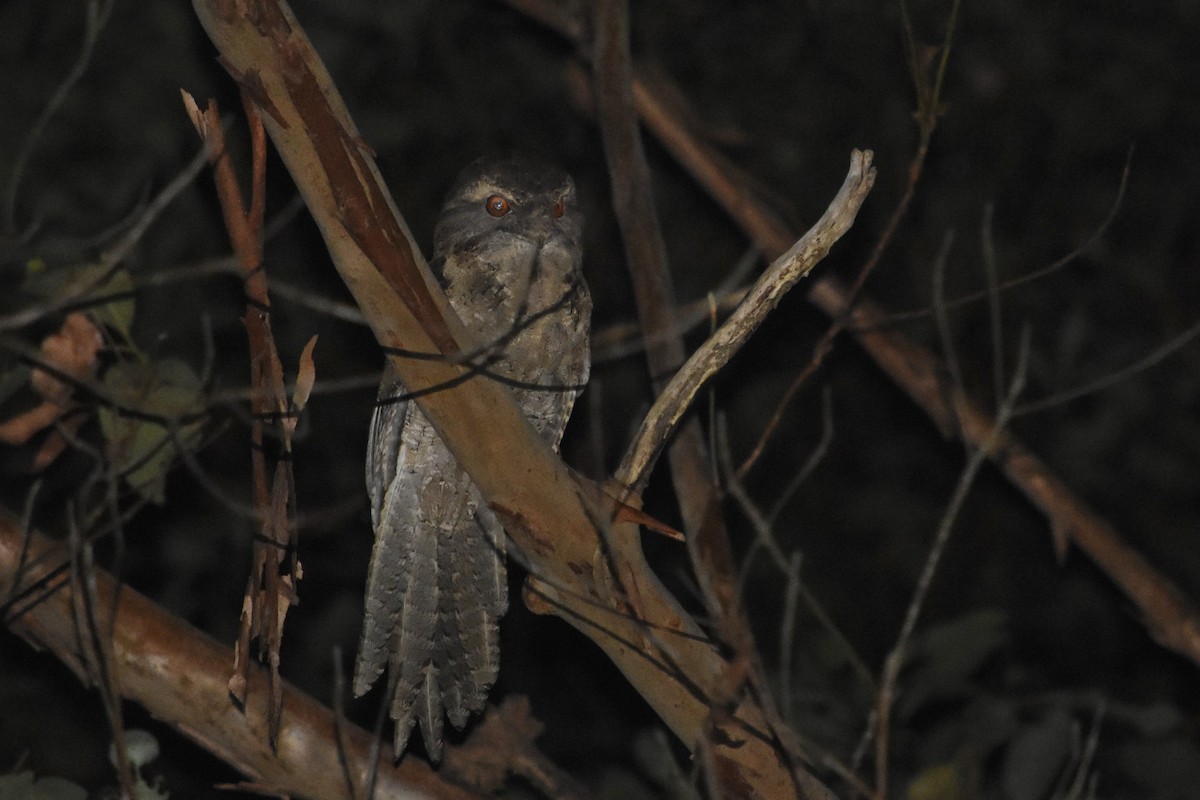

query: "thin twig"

left=718, top=416, right=876, bottom=698
left=1015, top=317, right=1200, bottom=416
left=2, top=0, right=115, bottom=237
left=875, top=154, right=1131, bottom=330
left=736, top=0, right=960, bottom=480
left=0, top=141, right=211, bottom=332
left=591, top=248, right=758, bottom=363
left=778, top=551, right=803, bottom=716
left=981, top=204, right=1006, bottom=409
left=617, top=150, right=876, bottom=493
left=930, top=231, right=964, bottom=415
left=872, top=324, right=1031, bottom=798
left=766, top=386, right=835, bottom=525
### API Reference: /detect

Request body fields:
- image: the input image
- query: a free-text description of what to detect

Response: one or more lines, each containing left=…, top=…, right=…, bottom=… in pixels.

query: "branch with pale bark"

left=9, top=2, right=1191, bottom=799
left=0, top=509, right=480, bottom=800
left=503, top=0, right=1200, bottom=672
left=181, top=2, right=873, bottom=797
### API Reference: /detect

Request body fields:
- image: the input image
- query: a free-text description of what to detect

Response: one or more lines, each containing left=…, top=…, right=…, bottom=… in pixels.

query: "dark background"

left=2, top=1, right=1198, bottom=797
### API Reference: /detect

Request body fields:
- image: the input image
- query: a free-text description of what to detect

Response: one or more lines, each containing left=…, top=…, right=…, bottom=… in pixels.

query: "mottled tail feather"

left=413, top=667, right=444, bottom=762
left=352, top=494, right=410, bottom=697
left=357, top=426, right=505, bottom=760
left=441, top=498, right=505, bottom=725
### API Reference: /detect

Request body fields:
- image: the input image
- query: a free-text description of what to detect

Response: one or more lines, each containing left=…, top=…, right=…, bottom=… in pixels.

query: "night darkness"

left=2, top=1, right=1199, bottom=798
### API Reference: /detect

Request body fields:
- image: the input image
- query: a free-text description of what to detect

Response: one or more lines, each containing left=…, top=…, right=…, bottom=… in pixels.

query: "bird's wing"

left=365, top=361, right=406, bottom=529
left=355, top=395, right=506, bottom=761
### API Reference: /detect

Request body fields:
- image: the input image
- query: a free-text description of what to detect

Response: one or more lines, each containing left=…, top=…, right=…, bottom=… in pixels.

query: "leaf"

left=907, top=608, right=1008, bottom=681
left=29, top=778, right=88, bottom=800
left=98, top=358, right=205, bottom=504
left=282, top=335, right=318, bottom=443
left=109, top=729, right=161, bottom=771
left=0, top=771, right=35, bottom=798
left=25, top=262, right=136, bottom=343
left=906, top=763, right=966, bottom=800
left=1002, top=708, right=1073, bottom=800
left=291, top=335, right=318, bottom=412
left=899, top=609, right=1009, bottom=719
left=0, top=771, right=88, bottom=800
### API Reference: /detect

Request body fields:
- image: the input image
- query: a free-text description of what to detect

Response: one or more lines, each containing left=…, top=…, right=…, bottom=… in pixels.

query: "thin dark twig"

left=778, top=551, right=803, bottom=715
left=524, top=581, right=779, bottom=751
left=873, top=326, right=1031, bottom=799
left=14, top=192, right=306, bottom=324
left=931, top=231, right=963, bottom=427
left=0, top=141, right=212, bottom=332
left=7, top=482, right=43, bottom=608
left=503, top=536, right=714, bottom=645
left=3, top=0, right=115, bottom=237
left=270, top=278, right=367, bottom=324
left=981, top=204, right=1005, bottom=409
left=737, top=0, right=960, bottom=480
left=68, top=508, right=138, bottom=799
left=718, top=415, right=873, bottom=788
left=766, top=386, right=835, bottom=524
left=168, top=419, right=265, bottom=521
left=373, top=274, right=587, bottom=405
left=1015, top=316, right=1200, bottom=416
left=716, top=416, right=786, bottom=571
left=593, top=247, right=760, bottom=364
left=330, top=646, right=361, bottom=800
left=874, top=154, right=1132, bottom=330
left=720, top=415, right=876, bottom=695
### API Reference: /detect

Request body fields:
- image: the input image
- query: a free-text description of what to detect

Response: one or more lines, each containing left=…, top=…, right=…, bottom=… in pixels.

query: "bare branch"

left=190, top=3, right=819, bottom=797
left=0, top=511, right=482, bottom=800
left=617, top=150, right=877, bottom=493
left=1014, top=318, right=1200, bottom=416
left=0, top=141, right=210, bottom=333
left=2, top=0, right=115, bottom=237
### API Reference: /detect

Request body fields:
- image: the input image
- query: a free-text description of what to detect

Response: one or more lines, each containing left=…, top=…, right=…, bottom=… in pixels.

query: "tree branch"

left=190, top=1, right=847, bottom=796
left=616, top=150, right=876, bottom=492
left=0, top=509, right=480, bottom=800
left=651, top=64, right=1200, bottom=665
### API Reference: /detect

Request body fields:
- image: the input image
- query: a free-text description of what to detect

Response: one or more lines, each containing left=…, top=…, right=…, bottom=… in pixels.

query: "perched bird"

left=354, top=154, right=591, bottom=760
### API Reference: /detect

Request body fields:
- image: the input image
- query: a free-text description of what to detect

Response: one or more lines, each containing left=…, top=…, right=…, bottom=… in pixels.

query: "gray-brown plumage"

left=354, top=155, right=591, bottom=760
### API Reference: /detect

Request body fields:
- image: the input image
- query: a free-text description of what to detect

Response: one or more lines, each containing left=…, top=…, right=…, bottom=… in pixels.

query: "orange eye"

left=553, top=196, right=566, bottom=218
left=485, top=194, right=511, bottom=217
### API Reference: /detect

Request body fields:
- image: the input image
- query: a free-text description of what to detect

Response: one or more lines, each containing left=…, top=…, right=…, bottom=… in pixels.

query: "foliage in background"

left=2, top=0, right=1199, bottom=797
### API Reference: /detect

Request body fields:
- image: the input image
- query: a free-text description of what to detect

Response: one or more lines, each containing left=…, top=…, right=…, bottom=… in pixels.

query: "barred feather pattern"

left=353, top=155, right=590, bottom=760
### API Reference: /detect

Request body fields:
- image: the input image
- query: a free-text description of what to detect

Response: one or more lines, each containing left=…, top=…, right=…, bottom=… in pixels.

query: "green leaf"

left=907, top=609, right=1008, bottom=681
left=98, top=358, right=204, bottom=504
left=25, top=262, right=136, bottom=343
left=29, top=778, right=88, bottom=800
left=0, top=771, right=35, bottom=799
left=0, top=771, right=88, bottom=800
left=898, top=609, right=1009, bottom=719
left=1002, top=708, right=1073, bottom=800
left=906, top=763, right=966, bottom=800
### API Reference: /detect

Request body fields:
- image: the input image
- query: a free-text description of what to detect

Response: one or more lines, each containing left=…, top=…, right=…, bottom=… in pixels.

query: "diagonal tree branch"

left=504, top=0, right=1200, bottom=671
left=0, top=509, right=481, bottom=800
left=588, top=5, right=808, bottom=795
left=190, top=2, right=868, bottom=797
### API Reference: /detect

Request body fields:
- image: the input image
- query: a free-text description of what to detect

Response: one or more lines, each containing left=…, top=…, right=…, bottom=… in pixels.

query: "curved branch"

left=616, top=150, right=876, bottom=493
left=190, top=2, right=826, bottom=797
